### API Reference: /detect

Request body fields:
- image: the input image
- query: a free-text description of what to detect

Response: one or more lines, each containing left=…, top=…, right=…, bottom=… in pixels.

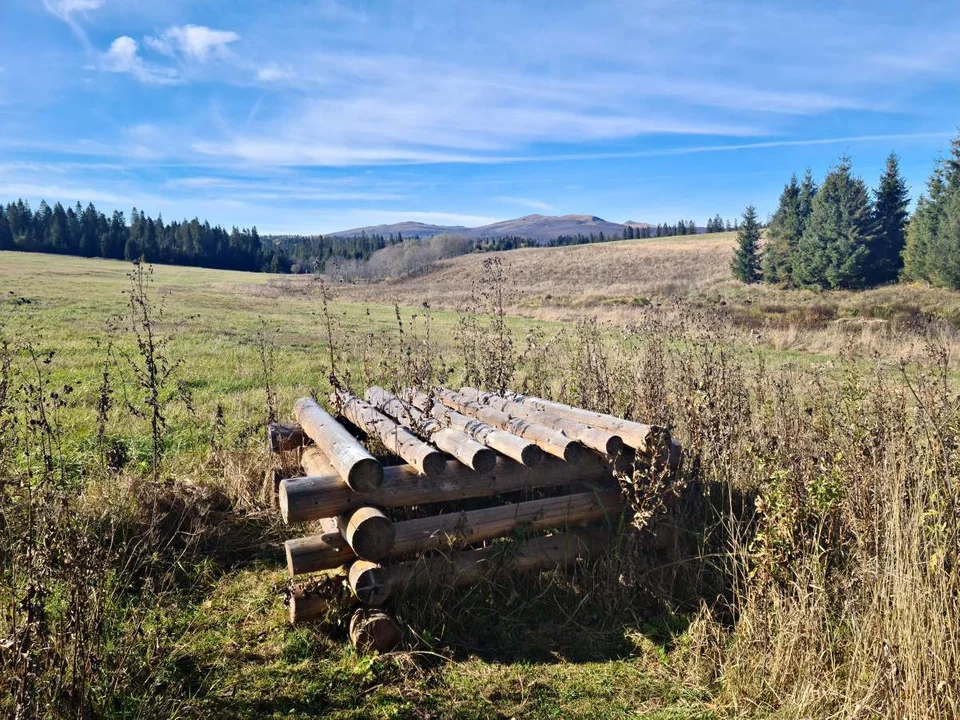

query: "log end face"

left=521, top=444, right=545, bottom=468
left=278, top=479, right=292, bottom=524
left=348, top=458, right=384, bottom=493
left=562, top=442, right=584, bottom=464
left=349, top=609, right=402, bottom=653
left=422, top=451, right=449, bottom=477
left=349, top=561, right=393, bottom=605
left=471, top=447, right=497, bottom=475
left=349, top=512, right=396, bottom=561
left=604, top=435, right=625, bottom=457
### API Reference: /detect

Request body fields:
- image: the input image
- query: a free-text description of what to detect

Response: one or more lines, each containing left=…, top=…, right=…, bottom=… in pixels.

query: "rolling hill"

left=326, top=213, right=657, bottom=243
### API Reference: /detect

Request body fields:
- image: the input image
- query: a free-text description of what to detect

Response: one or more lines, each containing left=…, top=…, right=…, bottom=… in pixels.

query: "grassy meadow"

left=2, top=238, right=960, bottom=718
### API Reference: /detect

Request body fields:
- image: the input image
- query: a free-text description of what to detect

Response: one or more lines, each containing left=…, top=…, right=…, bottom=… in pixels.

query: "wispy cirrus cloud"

left=41, top=0, right=103, bottom=48
left=496, top=196, right=556, bottom=212
left=145, top=25, right=240, bottom=62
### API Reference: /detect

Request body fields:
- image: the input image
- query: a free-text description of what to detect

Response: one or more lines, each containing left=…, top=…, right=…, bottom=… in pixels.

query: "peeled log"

left=364, top=387, right=496, bottom=473
left=460, top=386, right=623, bottom=457
left=350, top=528, right=608, bottom=605
left=500, top=391, right=667, bottom=453
left=339, top=506, right=395, bottom=561
left=279, top=452, right=612, bottom=524
left=293, top=397, right=383, bottom=492
left=349, top=609, right=402, bottom=653
left=405, top=389, right=543, bottom=467
left=267, top=422, right=308, bottom=453
left=333, top=391, right=446, bottom=476
left=434, top=388, right=581, bottom=462
left=288, top=489, right=623, bottom=575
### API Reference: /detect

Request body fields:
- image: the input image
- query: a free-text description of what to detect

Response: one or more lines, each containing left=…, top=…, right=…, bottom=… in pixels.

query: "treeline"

left=0, top=200, right=291, bottom=272
left=731, top=151, right=911, bottom=289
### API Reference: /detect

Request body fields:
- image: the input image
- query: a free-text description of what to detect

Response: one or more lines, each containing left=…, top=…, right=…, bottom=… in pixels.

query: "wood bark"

left=333, top=391, right=446, bottom=476
left=279, top=452, right=612, bottom=524
left=293, top=397, right=383, bottom=492
left=349, top=528, right=609, bottom=605
left=364, top=387, right=496, bottom=473
left=286, top=489, right=623, bottom=575
left=433, top=388, right=582, bottom=462
left=405, top=388, right=543, bottom=467
left=499, top=390, right=667, bottom=453
left=459, top=386, right=624, bottom=456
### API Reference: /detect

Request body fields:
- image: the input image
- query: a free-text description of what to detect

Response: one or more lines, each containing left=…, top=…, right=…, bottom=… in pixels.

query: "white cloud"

left=102, top=36, right=180, bottom=85
left=42, top=0, right=104, bottom=47
left=145, top=25, right=240, bottom=62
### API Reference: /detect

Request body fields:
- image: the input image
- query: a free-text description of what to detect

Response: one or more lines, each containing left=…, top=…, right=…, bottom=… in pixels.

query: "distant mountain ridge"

left=326, top=213, right=655, bottom=243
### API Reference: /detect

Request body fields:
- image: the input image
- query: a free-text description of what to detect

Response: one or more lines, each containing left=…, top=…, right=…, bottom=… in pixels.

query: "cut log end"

left=349, top=560, right=393, bottom=605
left=471, top=447, right=498, bottom=475
left=562, top=442, right=584, bottom=463
left=604, top=435, right=625, bottom=456
left=521, top=444, right=545, bottom=467
left=289, top=585, right=327, bottom=624
left=348, top=457, right=385, bottom=493
left=421, top=450, right=448, bottom=477
left=343, top=507, right=396, bottom=561
left=349, top=609, right=402, bottom=653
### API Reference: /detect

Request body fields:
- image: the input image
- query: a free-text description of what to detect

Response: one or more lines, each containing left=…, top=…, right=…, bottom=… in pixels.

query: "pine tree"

left=794, top=156, right=877, bottom=289
left=731, top=205, right=762, bottom=283
left=870, top=152, right=910, bottom=284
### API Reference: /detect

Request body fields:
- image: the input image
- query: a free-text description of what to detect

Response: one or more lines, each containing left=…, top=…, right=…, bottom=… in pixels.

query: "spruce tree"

left=762, top=175, right=801, bottom=284
left=870, top=152, right=910, bottom=284
left=794, top=157, right=877, bottom=289
left=0, top=208, right=12, bottom=250
left=731, top=205, right=762, bottom=283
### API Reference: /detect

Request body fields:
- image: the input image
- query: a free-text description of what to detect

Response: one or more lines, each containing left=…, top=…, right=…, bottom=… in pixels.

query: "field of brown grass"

left=333, top=232, right=960, bottom=361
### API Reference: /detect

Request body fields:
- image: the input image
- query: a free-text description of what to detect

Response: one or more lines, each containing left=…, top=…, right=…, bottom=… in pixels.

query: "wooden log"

left=348, top=560, right=392, bottom=605
left=364, top=387, right=497, bottom=474
left=350, top=528, right=609, bottom=605
left=498, top=390, right=668, bottom=454
left=267, top=421, right=308, bottom=453
left=349, top=609, right=402, bottom=653
left=279, top=452, right=612, bottom=524
left=333, top=391, right=446, bottom=476
left=339, top=506, right=395, bottom=561
left=287, top=489, right=624, bottom=575
left=300, top=446, right=337, bottom=477
left=405, top=389, right=543, bottom=467
left=293, top=397, right=383, bottom=492
left=433, top=388, right=582, bottom=462
left=289, top=584, right=328, bottom=623
left=460, top=386, right=624, bottom=456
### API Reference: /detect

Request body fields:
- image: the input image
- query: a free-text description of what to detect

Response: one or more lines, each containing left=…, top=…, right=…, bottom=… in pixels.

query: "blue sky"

left=0, top=0, right=958, bottom=234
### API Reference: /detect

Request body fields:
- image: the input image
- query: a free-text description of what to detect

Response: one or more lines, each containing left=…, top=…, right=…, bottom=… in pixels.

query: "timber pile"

left=267, top=386, right=679, bottom=653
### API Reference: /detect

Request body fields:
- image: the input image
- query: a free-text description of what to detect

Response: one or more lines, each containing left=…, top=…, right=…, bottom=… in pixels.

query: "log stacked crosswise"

left=269, top=388, right=679, bottom=652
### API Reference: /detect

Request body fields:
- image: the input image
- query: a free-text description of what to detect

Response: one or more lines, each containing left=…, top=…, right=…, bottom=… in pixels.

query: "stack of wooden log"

left=268, top=386, right=679, bottom=652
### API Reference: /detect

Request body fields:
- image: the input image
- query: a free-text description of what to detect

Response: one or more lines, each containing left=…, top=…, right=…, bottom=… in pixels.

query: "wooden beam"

left=333, top=390, right=446, bottom=476
left=279, top=452, right=612, bottom=524
left=459, top=387, right=624, bottom=456
left=347, top=528, right=609, bottom=605
left=433, top=388, right=582, bottom=462
left=364, top=387, right=497, bottom=474
left=499, top=390, right=667, bottom=454
left=286, top=489, right=623, bottom=575
left=293, top=397, right=383, bottom=492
